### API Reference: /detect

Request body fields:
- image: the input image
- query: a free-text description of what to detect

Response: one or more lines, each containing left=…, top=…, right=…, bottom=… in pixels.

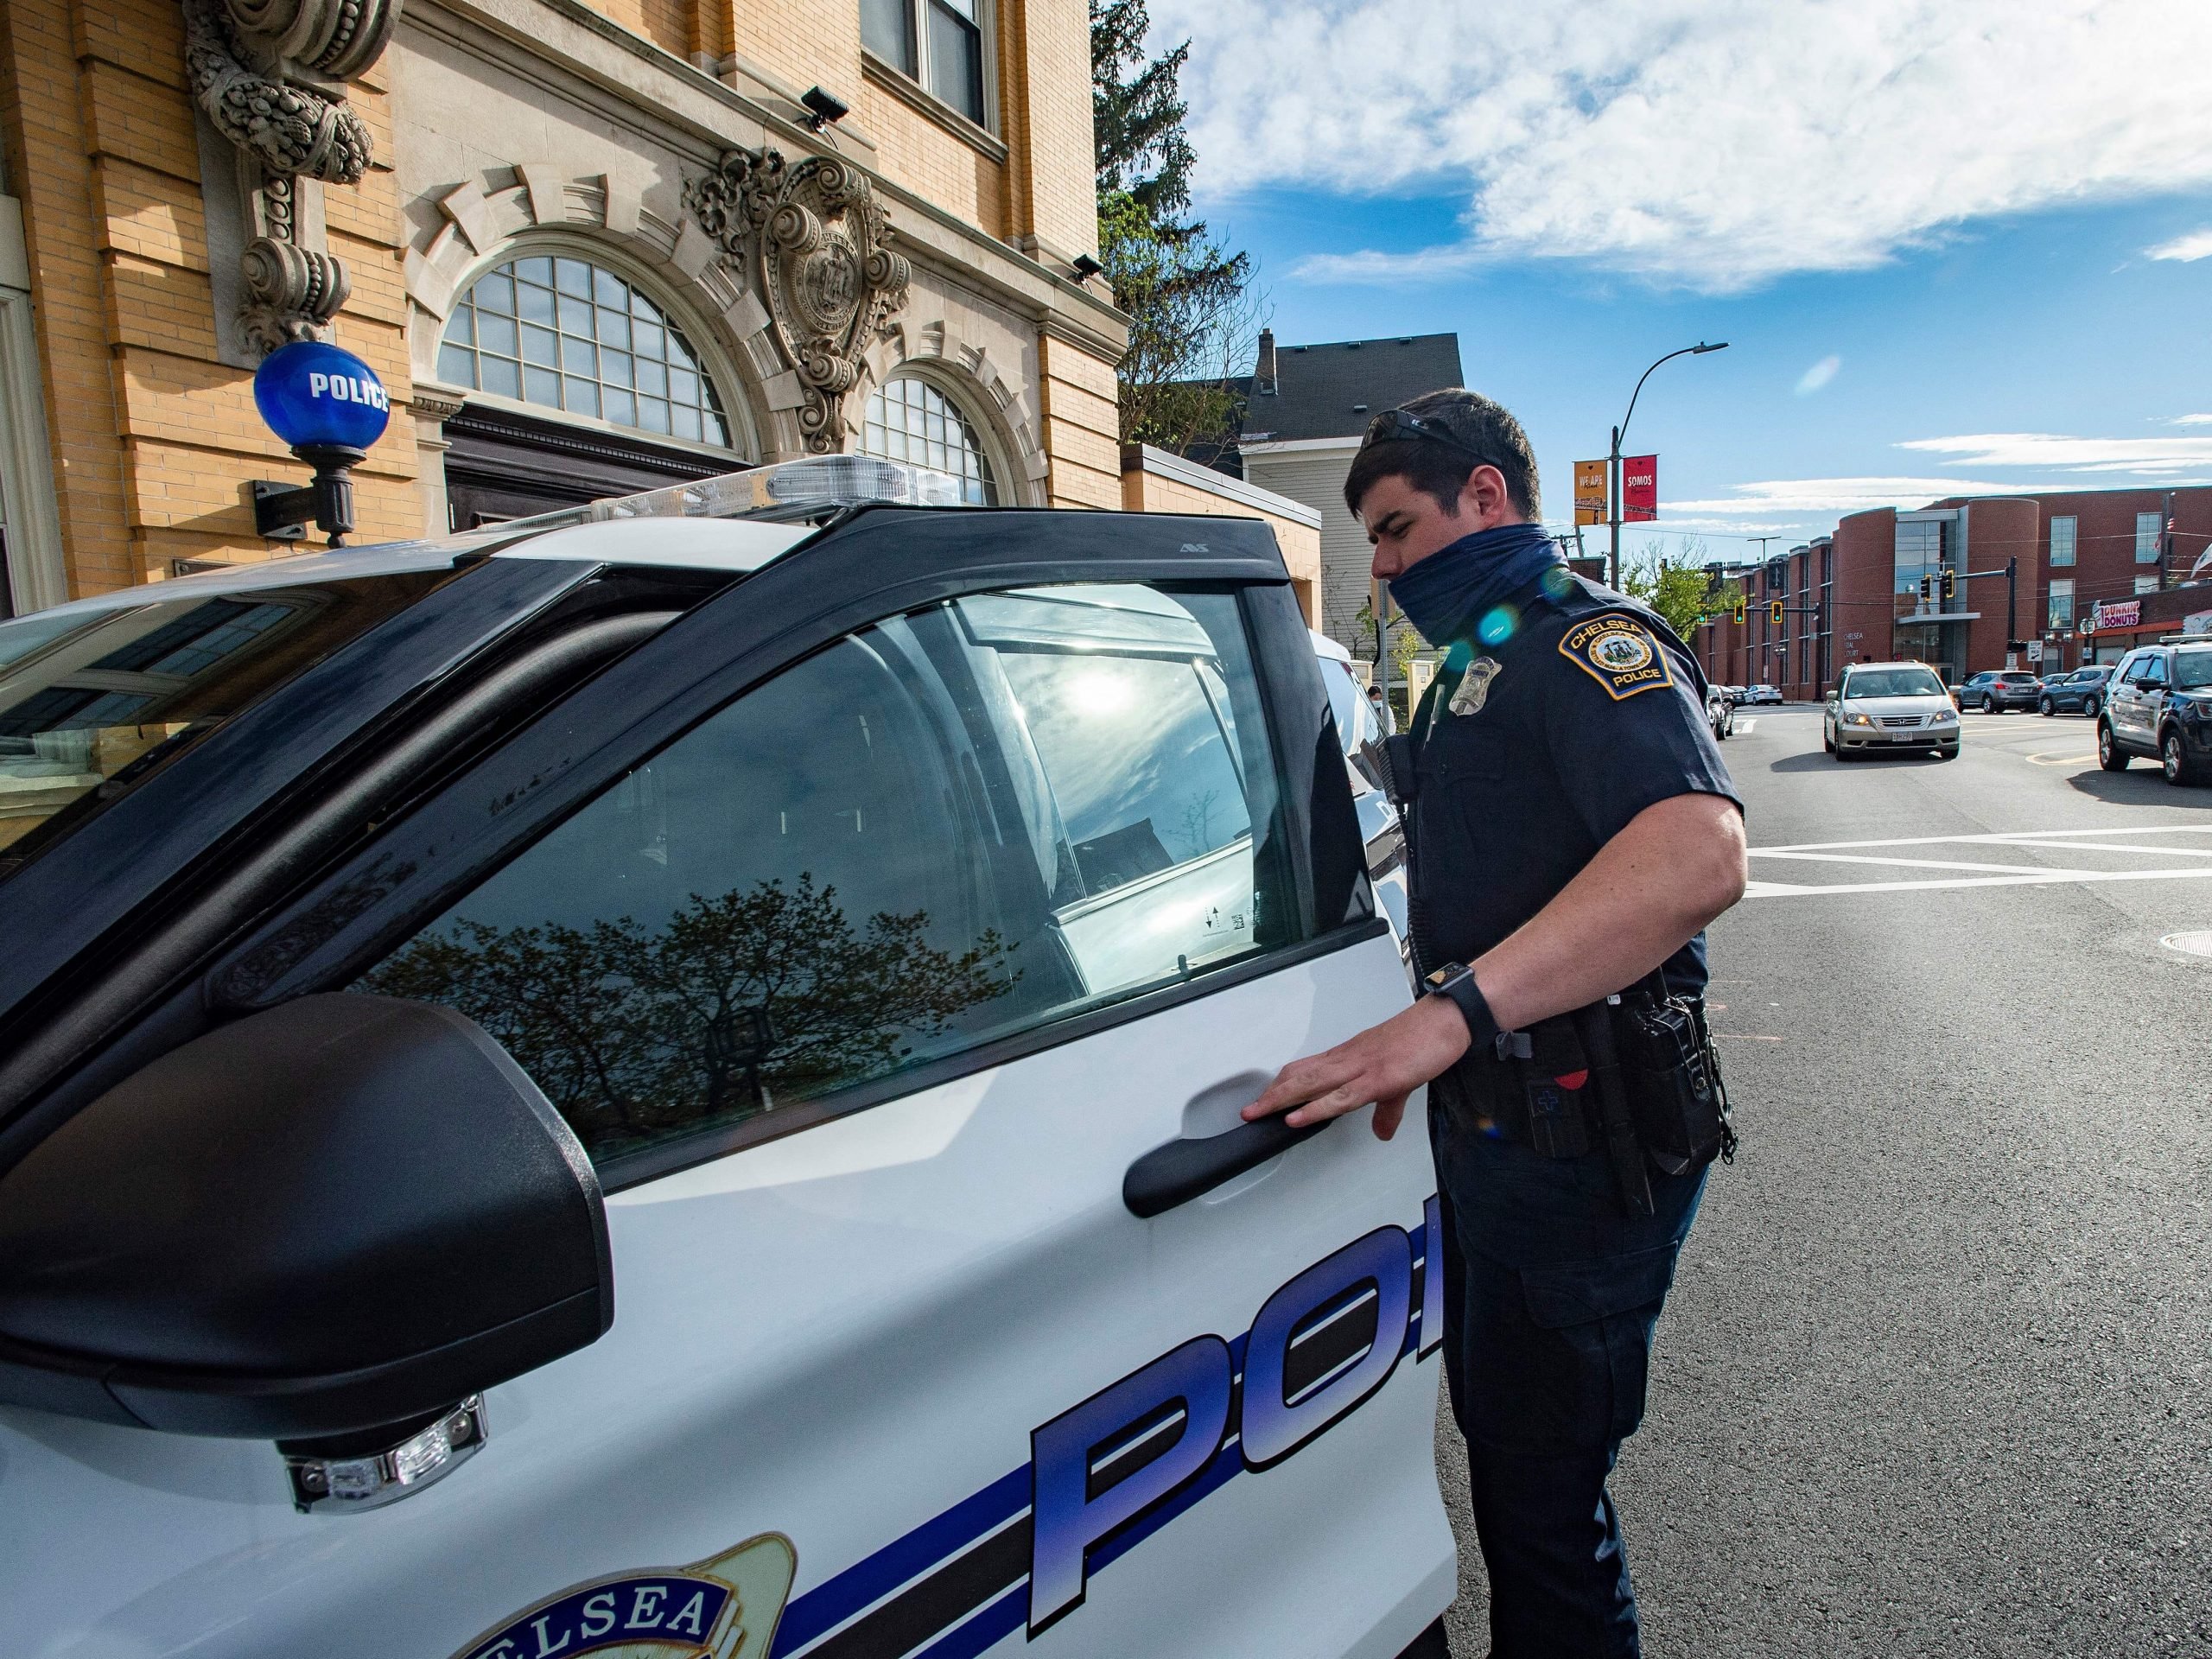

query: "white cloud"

left=1897, top=431, right=2212, bottom=474
left=2146, top=229, right=2212, bottom=261
left=2169, top=413, right=2212, bottom=425
left=1157, top=0, right=2212, bottom=291
left=1662, top=477, right=2030, bottom=518
left=1795, top=356, right=1841, bottom=396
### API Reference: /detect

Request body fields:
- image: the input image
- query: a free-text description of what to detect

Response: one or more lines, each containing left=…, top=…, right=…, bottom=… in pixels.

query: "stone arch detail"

left=864, top=320, right=1050, bottom=507
left=401, top=163, right=774, bottom=459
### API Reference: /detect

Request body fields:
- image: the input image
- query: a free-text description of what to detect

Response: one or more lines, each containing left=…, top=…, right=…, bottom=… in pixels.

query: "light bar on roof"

left=491, top=455, right=969, bottom=534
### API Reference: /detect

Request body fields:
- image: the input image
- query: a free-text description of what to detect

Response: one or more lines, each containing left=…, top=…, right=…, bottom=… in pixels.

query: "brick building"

left=1697, top=486, right=2212, bottom=696
left=0, top=0, right=1127, bottom=610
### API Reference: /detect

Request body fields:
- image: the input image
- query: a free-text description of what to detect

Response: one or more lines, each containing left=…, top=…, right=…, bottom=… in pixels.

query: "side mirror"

left=0, top=995, right=612, bottom=1445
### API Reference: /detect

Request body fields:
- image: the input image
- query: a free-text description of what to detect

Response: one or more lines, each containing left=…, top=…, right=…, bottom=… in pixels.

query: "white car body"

left=0, top=483, right=1454, bottom=1659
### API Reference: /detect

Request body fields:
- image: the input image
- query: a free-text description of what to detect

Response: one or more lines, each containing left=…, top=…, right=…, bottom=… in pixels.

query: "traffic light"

left=1918, top=574, right=1934, bottom=603
left=1732, top=598, right=1746, bottom=626
left=1769, top=598, right=1784, bottom=625
left=1941, top=565, right=1956, bottom=602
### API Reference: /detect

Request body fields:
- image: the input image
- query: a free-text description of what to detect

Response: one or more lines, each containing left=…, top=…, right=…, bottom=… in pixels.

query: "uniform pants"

left=1430, top=1098, right=1708, bottom=1659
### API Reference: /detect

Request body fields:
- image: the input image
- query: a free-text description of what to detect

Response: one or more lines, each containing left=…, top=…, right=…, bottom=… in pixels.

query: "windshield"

left=0, top=574, right=454, bottom=873
left=1844, top=668, right=1946, bottom=698
left=2174, top=651, right=2212, bottom=690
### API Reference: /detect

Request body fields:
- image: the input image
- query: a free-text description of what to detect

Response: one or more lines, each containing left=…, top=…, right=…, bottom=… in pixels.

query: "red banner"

left=1622, top=454, right=1658, bottom=522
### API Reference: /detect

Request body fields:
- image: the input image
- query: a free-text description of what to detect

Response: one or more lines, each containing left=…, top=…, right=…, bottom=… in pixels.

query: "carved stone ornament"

left=238, top=234, right=351, bottom=355
left=182, top=0, right=396, bottom=358
left=181, top=0, right=379, bottom=185
left=685, top=149, right=912, bottom=453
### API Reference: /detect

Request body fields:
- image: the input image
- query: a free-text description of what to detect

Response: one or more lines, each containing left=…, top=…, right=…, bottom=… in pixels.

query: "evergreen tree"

left=1090, top=0, right=1260, bottom=454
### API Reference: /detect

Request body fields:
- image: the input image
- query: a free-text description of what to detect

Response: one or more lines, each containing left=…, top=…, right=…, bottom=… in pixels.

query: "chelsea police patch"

left=449, top=1533, right=795, bottom=1659
left=1560, top=614, right=1672, bottom=699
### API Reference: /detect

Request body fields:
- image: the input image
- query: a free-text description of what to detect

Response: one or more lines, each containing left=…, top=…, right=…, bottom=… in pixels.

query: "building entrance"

left=1893, top=619, right=1967, bottom=684
left=442, top=404, right=728, bottom=529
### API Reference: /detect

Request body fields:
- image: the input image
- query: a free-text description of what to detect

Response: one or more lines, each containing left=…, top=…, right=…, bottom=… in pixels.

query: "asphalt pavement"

left=1436, top=704, right=2212, bottom=1657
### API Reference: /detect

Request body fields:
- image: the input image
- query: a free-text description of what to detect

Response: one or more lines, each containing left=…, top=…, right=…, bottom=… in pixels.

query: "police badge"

left=450, top=1534, right=796, bottom=1659
left=1448, top=656, right=1503, bottom=716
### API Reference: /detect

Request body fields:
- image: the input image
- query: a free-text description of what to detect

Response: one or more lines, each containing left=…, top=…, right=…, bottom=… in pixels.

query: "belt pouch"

left=1621, top=994, right=1730, bottom=1174
left=1518, top=1018, right=1592, bottom=1159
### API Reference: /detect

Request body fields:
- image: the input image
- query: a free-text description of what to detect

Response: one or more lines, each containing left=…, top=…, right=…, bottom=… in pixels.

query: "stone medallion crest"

left=685, top=149, right=912, bottom=452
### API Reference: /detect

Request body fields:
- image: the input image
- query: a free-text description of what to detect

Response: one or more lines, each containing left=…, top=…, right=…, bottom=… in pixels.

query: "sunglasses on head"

left=1363, top=409, right=1498, bottom=467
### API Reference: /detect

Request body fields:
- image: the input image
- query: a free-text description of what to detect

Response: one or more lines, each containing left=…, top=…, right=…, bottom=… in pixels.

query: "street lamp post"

left=1608, top=341, right=1729, bottom=589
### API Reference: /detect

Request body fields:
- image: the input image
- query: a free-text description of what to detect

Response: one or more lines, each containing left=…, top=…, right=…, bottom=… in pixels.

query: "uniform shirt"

left=1407, top=575, right=1740, bottom=996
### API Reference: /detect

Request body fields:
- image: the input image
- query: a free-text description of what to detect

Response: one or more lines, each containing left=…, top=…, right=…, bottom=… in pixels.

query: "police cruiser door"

left=0, top=510, right=1452, bottom=1658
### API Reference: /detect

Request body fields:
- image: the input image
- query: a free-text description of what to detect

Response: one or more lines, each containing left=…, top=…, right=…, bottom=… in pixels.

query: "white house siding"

left=1243, top=448, right=1377, bottom=654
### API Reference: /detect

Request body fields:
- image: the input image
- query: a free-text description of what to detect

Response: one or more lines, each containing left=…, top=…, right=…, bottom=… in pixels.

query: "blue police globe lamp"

left=251, top=340, right=391, bottom=546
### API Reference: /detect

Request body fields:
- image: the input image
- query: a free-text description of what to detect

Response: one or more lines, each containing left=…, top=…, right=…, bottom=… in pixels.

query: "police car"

left=0, top=458, right=1454, bottom=1658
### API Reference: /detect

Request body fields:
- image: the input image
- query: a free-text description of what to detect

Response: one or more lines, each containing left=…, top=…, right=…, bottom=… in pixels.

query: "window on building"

left=2048, top=577, right=2074, bottom=630
left=860, top=377, right=1000, bottom=504
left=1894, top=518, right=1945, bottom=601
left=2049, top=516, right=2076, bottom=567
left=2138, top=511, right=2166, bottom=563
left=352, top=584, right=1291, bottom=1167
left=438, top=256, right=731, bottom=448
left=2136, top=574, right=2161, bottom=594
left=861, top=0, right=987, bottom=124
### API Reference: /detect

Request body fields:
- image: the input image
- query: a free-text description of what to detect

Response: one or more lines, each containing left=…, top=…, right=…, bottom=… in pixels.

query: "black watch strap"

left=1423, top=961, right=1500, bottom=1050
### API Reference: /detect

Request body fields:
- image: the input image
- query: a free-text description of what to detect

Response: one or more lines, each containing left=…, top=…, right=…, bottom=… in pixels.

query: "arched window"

left=438, top=255, right=732, bottom=448
left=860, top=377, right=999, bottom=505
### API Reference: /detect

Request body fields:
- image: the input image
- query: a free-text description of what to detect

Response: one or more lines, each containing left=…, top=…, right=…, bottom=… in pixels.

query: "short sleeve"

left=1541, top=610, right=1742, bottom=847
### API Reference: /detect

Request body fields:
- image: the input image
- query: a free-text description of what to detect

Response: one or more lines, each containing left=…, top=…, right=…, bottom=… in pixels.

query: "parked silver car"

left=1824, top=661, right=1961, bottom=760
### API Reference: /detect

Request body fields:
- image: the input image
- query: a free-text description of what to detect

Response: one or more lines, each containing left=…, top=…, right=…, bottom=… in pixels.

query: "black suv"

left=2096, top=641, right=2212, bottom=783
left=2037, top=664, right=2111, bottom=716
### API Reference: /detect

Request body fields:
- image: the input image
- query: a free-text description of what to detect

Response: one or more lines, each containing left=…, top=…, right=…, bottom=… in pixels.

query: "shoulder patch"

left=1559, top=613, right=1674, bottom=700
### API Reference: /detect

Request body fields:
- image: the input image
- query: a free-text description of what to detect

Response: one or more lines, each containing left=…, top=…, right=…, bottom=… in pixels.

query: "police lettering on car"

left=1245, top=391, right=1750, bottom=1658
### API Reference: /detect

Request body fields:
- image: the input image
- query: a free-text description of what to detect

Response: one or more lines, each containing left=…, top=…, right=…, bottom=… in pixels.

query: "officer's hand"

left=1243, top=996, right=1471, bottom=1141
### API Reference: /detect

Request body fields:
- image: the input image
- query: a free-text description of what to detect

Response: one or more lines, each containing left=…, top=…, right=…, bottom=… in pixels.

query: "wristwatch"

left=1423, top=961, right=1500, bottom=1051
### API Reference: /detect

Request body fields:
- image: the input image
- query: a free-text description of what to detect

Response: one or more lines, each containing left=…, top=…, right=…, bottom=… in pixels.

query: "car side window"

left=2140, top=655, right=2170, bottom=687
left=351, top=583, right=1300, bottom=1167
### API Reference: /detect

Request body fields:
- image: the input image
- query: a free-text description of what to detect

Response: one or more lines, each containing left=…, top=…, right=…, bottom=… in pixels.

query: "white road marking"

left=1753, top=850, right=2069, bottom=876
left=1755, top=826, right=2212, bottom=852
left=1745, top=824, right=2212, bottom=899
left=1745, top=866, right=2212, bottom=899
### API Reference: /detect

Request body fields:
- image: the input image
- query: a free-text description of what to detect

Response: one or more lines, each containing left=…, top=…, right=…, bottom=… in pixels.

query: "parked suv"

left=1824, top=661, right=1961, bottom=760
left=1958, top=669, right=2042, bottom=712
left=2038, top=664, right=2112, bottom=716
left=0, top=460, right=1453, bottom=1659
left=2097, top=640, right=2212, bottom=784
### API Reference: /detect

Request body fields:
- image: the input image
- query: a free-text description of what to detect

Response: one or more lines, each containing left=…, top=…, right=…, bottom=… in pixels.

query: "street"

left=1438, top=706, right=2212, bottom=1656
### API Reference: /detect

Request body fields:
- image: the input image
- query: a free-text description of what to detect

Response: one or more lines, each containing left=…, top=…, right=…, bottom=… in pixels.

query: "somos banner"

left=1622, top=454, right=1658, bottom=522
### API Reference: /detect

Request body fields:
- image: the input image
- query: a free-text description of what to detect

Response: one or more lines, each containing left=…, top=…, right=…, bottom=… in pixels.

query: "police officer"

left=1245, top=389, right=1747, bottom=1657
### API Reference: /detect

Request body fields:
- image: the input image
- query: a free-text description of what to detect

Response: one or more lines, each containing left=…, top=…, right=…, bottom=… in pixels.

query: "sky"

left=1147, top=0, right=2212, bottom=566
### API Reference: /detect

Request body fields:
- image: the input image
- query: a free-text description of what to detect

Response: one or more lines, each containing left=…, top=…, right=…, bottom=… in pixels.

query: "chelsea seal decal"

left=449, top=1534, right=796, bottom=1659
left=1560, top=614, right=1672, bottom=699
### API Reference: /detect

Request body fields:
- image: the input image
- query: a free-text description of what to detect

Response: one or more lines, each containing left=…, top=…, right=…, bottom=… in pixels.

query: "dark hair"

left=1343, top=388, right=1541, bottom=520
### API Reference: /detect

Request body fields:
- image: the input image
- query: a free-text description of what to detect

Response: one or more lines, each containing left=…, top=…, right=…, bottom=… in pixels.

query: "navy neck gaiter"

left=1385, top=521, right=1567, bottom=647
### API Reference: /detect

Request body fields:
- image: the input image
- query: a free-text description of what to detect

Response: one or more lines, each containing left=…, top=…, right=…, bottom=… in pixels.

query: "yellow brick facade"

left=0, top=0, right=1121, bottom=603
left=0, top=0, right=417, bottom=596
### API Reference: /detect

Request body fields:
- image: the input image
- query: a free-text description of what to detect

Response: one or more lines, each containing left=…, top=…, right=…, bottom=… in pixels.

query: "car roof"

left=19, top=516, right=817, bottom=625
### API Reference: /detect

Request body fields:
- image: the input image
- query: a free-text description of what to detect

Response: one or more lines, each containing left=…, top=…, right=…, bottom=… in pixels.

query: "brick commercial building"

left=0, top=0, right=1130, bottom=609
left=1698, top=486, right=2212, bottom=697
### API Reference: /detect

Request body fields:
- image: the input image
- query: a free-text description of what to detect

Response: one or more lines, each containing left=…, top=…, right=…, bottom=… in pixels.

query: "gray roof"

left=1240, top=333, right=1465, bottom=444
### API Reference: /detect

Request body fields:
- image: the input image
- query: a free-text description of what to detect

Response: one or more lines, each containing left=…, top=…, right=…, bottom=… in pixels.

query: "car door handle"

left=1122, top=1115, right=1325, bottom=1218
